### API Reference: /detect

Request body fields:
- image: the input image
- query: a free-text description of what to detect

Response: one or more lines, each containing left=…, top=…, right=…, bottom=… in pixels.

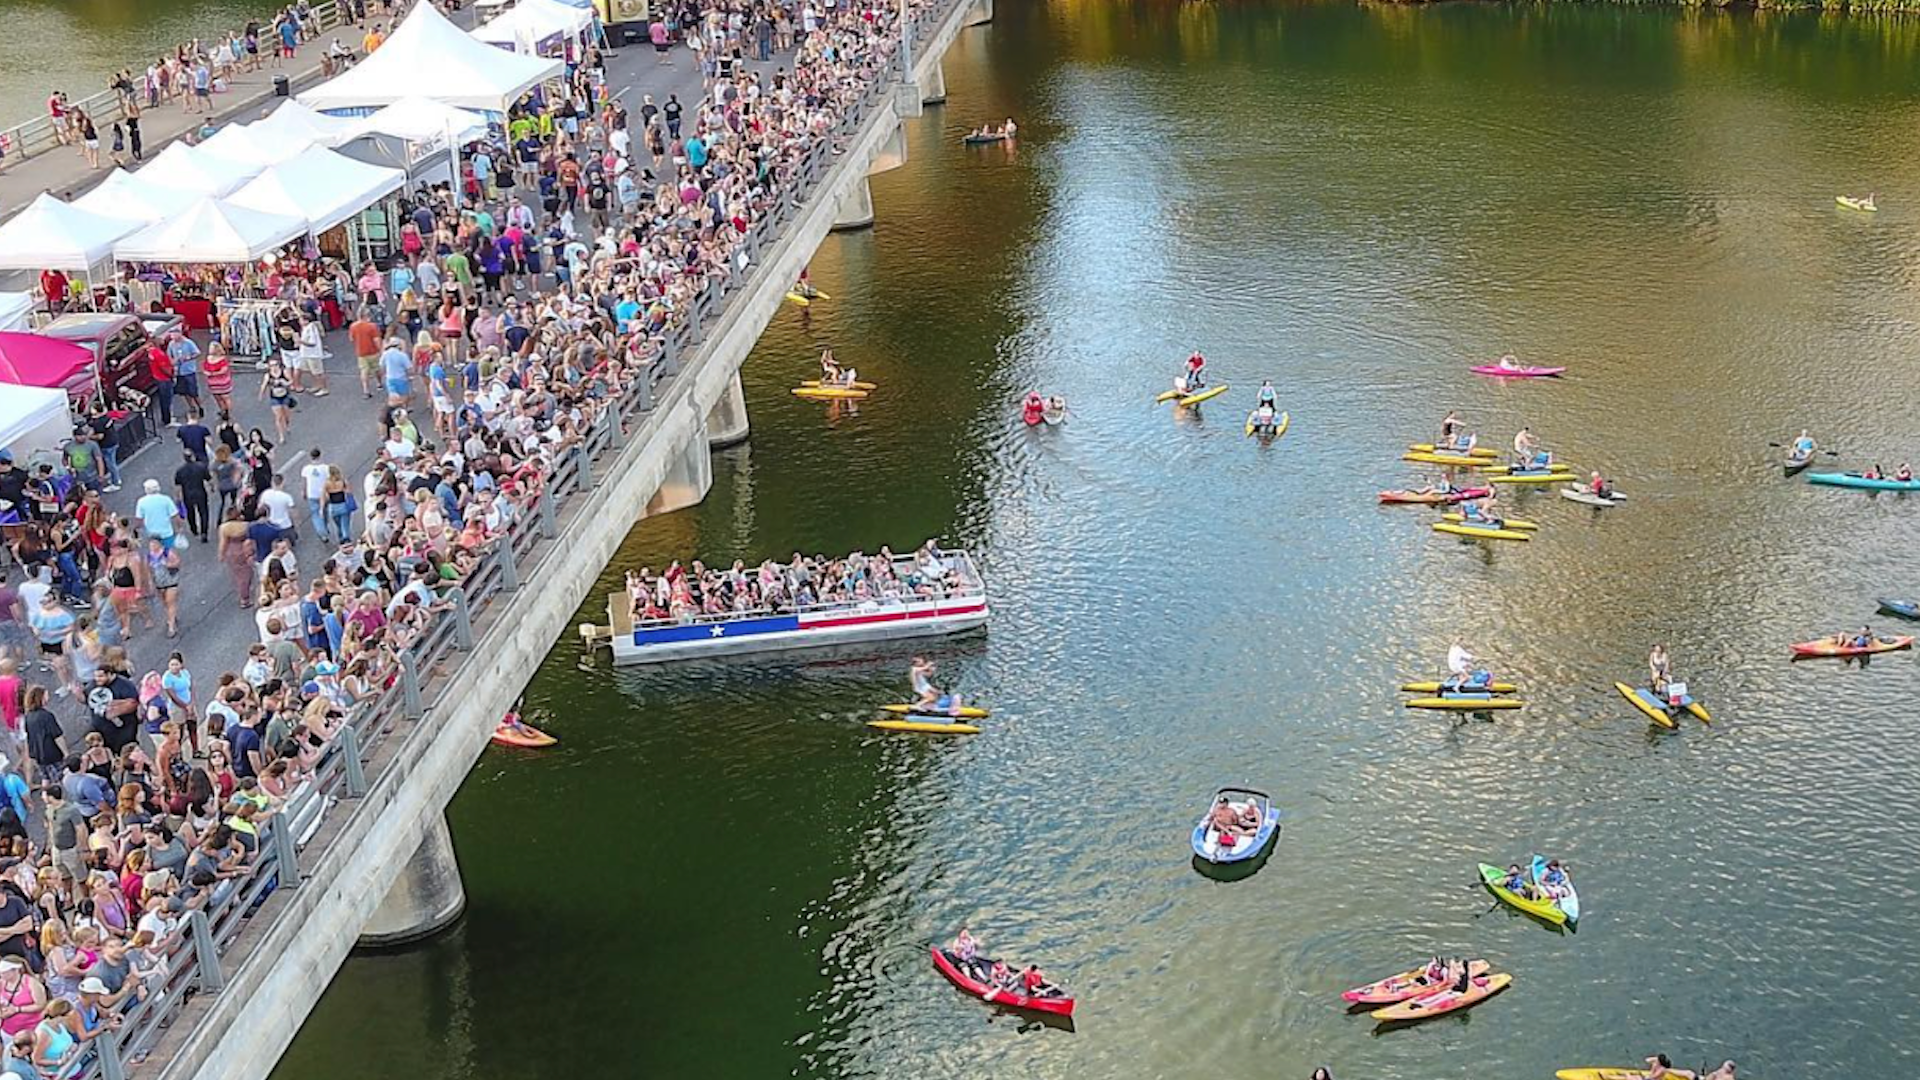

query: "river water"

left=273, top=2, right=1920, bottom=1077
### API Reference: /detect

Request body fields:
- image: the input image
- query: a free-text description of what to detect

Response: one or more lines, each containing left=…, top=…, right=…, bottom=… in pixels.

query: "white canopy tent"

left=472, top=0, right=594, bottom=52
left=227, top=147, right=406, bottom=234
left=248, top=100, right=362, bottom=148
left=113, top=198, right=308, bottom=264
left=344, top=96, right=490, bottom=151
left=0, top=385, right=74, bottom=465
left=197, top=122, right=316, bottom=169
left=136, top=142, right=264, bottom=197
left=298, top=1, right=562, bottom=114
left=0, top=194, right=138, bottom=272
left=71, top=169, right=204, bottom=225
left=0, top=292, right=33, bottom=332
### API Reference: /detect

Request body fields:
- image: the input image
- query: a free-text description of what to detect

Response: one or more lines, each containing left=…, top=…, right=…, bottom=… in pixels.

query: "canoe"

left=1784, top=450, right=1814, bottom=477
left=868, top=719, right=982, bottom=735
left=1402, top=452, right=1497, bottom=469
left=491, top=717, right=557, bottom=748
left=1023, top=411, right=1045, bottom=427
left=1246, top=411, right=1289, bottom=439
left=1408, top=443, right=1498, bottom=457
left=1556, top=1071, right=1659, bottom=1080
left=1490, top=470, right=1574, bottom=485
left=800, top=379, right=876, bottom=389
left=1807, top=472, right=1920, bottom=491
left=1177, top=384, right=1230, bottom=407
left=1042, top=409, right=1065, bottom=425
left=1789, top=635, right=1913, bottom=658
left=1836, top=195, right=1878, bottom=212
left=1399, top=680, right=1517, bottom=693
left=1379, top=487, right=1491, bottom=505
left=1478, top=862, right=1568, bottom=925
left=879, top=702, right=990, bottom=719
left=1560, top=488, right=1620, bottom=508
left=1342, top=959, right=1489, bottom=1004
left=1531, top=853, right=1580, bottom=924
left=1433, top=522, right=1531, bottom=542
left=1613, top=681, right=1710, bottom=727
left=1876, top=598, right=1920, bottom=620
left=963, top=132, right=1011, bottom=144
left=792, top=386, right=869, bottom=400
left=930, top=945, right=1074, bottom=1016
left=1470, top=364, right=1566, bottom=378
left=1441, top=512, right=1537, bottom=530
left=1190, top=786, right=1281, bottom=864
left=1369, top=972, right=1511, bottom=1022
left=1405, top=695, right=1523, bottom=710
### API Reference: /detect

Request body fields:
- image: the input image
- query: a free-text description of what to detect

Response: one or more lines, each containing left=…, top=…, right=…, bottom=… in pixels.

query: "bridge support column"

left=895, top=81, right=924, bottom=119
left=869, top=123, right=908, bottom=174
left=831, top=177, right=875, bottom=231
left=644, top=416, right=715, bottom=516
left=921, top=61, right=947, bottom=105
left=967, top=0, right=992, bottom=25
left=706, top=371, right=750, bottom=449
left=359, top=816, right=466, bottom=948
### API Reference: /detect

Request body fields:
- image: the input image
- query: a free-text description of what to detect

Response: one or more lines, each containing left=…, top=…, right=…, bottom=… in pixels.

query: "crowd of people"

left=624, top=541, right=967, bottom=623
left=0, top=0, right=928, bottom=1071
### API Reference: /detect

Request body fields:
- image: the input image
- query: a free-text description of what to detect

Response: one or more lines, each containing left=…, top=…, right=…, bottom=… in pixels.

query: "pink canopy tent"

left=0, top=332, right=97, bottom=399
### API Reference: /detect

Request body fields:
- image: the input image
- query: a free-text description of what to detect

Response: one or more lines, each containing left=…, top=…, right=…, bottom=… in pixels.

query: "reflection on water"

left=277, top=3, right=1920, bottom=1079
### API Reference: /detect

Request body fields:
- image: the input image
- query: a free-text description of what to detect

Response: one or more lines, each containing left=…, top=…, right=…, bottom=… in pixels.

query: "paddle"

left=1767, top=442, right=1839, bottom=456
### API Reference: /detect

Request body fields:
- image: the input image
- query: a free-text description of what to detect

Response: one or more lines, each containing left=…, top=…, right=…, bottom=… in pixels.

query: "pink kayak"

left=1470, top=364, right=1565, bottom=378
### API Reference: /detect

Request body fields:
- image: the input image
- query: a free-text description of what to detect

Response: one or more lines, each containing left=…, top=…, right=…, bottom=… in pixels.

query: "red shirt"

left=147, top=345, right=174, bottom=382
left=1022, top=969, right=1043, bottom=992
left=39, top=269, right=66, bottom=301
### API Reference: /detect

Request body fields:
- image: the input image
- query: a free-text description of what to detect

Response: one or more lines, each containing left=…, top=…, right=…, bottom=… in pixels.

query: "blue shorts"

left=386, top=377, right=410, bottom=397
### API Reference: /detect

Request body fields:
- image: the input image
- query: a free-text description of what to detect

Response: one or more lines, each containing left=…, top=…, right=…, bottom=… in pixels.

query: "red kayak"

left=1022, top=409, right=1044, bottom=426
left=1470, top=364, right=1565, bottom=378
left=930, top=945, right=1075, bottom=1016
left=1379, top=486, right=1491, bottom=505
left=1341, top=959, right=1489, bottom=1004
left=1789, top=634, right=1913, bottom=658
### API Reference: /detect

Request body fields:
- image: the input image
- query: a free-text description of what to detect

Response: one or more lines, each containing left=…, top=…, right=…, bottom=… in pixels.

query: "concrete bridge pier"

left=644, top=412, right=716, bottom=515
left=706, top=371, right=750, bottom=449
left=358, top=816, right=466, bottom=948
left=831, top=177, right=876, bottom=231
left=870, top=124, right=909, bottom=174
left=967, top=0, right=992, bottom=25
left=921, top=61, right=947, bottom=105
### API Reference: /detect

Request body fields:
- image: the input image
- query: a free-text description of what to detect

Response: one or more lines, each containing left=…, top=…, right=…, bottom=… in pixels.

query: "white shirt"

left=259, top=488, right=296, bottom=528
left=1447, top=644, right=1473, bottom=676
left=301, top=462, right=329, bottom=500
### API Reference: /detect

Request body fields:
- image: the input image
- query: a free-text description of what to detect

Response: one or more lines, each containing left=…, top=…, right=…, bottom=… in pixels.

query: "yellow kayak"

left=786, top=288, right=832, bottom=305
left=867, top=720, right=981, bottom=735
left=878, top=703, right=990, bottom=719
left=792, top=386, right=869, bottom=400
left=800, top=379, right=877, bottom=390
left=1483, top=462, right=1573, bottom=474
left=1408, top=443, right=1497, bottom=457
left=1614, top=681, right=1710, bottom=728
left=1489, top=471, right=1573, bottom=485
left=1246, top=411, right=1290, bottom=438
left=1441, top=513, right=1537, bottom=530
left=1433, top=522, right=1531, bottom=542
left=1176, top=384, right=1229, bottom=407
left=1557, top=1071, right=1659, bottom=1080
left=1402, top=452, right=1497, bottom=469
left=1836, top=195, right=1877, bottom=212
left=1400, top=680, right=1517, bottom=693
left=786, top=291, right=812, bottom=306
left=1405, top=696, right=1524, bottom=710
left=1478, top=862, right=1568, bottom=924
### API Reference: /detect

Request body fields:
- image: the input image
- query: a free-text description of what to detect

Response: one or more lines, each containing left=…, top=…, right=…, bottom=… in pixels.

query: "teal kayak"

left=1807, top=472, right=1920, bottom=491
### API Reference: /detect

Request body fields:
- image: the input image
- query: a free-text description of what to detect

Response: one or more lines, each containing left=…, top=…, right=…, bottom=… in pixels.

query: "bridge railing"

left=77, top=3, right=962, bottom=1077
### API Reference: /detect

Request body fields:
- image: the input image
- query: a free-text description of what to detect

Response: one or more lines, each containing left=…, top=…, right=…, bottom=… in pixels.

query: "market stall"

left=298, top=0, right=562, bottom=115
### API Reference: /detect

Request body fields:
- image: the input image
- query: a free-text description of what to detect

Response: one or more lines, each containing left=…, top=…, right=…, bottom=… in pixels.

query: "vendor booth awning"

left=136, top=142, right=265, bottom=197
left=72, top=168, right=204, bottom=225
left=344, top=96, right=490, bottom=150
left=197, top=122, right=317, bottom=169
left=298, top=1, right=562, bottom=113
left=0, top=383, right=76, bottom=465
left=0, top=332, right=95, bottom=397
left=473, top=0, right=594, bottom=50
left=227, top=147, right=406, bottom=234
left=0, top=193, right=139, bottom=272
left=0, top=292, right=32, bottom=332
left=248, top=100, right=363, bottom=148
left=113, top=197, right=308, bottom=264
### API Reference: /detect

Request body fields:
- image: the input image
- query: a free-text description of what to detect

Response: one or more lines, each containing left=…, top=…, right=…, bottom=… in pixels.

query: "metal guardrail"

left=66, top=2, right=964, bottom=1078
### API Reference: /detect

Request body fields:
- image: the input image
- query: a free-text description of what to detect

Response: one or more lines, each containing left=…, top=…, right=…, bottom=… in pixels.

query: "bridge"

left=73, top=3, right=996, bottom=1078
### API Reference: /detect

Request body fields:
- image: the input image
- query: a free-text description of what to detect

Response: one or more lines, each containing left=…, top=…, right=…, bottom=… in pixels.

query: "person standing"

left=257, top=475, right=297, bottom=545
left=299, top=450, right=330, bottom=541
left=201, top=339, right=233, bottom=416
left=173, top=451, right=212, bottom=544
left=348, top=308, right=381, bottom=400
left=167, top=331, right=202, bottom=416
left=134, top=479, right=180, bottom=551
left=145, top=341, right=176, bottom=427
left=85, top=402, right=122, bottom=492
left=26, top=595, right=75, bottom=700
left=215, top=509, right=255, bottom=610
left=295, top=313, right=330, bottom=396
left=21, top=686, right=60, bottom=783
left=145, top=537, right=181, bottom=638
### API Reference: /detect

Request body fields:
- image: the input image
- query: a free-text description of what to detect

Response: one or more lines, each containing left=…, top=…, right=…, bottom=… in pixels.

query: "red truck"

left=38, top=311, right=185, bottom=408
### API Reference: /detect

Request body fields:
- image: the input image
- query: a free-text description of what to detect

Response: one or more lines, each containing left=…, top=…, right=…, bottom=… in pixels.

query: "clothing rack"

left=216, top=297, right=295, bottom=367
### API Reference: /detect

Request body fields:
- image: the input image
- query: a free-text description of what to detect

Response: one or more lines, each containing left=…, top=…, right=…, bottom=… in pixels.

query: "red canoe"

left=1470, top=364, right=1565, bottom=378
left=1378, top=486, right=1492, bottom=505
left=1341, top=959, right=1489, bottom=1004
left=1789, top=635, right=1913, bottom=658
left=930, top=945, right=1075, bottom=1016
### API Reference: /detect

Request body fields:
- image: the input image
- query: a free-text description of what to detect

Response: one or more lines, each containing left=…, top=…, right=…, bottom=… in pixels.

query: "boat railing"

left=626, top=554, right=986, bottom=632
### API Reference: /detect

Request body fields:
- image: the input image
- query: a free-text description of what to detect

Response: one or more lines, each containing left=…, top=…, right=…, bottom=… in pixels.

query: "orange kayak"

left=491, top=714, right=557, bottom=748
left=1789, top=635, right=1913, bottom=658
left=1342, top=959, right=1489, bottom=1004
left=1369, top=972, right=1511, bottom=1022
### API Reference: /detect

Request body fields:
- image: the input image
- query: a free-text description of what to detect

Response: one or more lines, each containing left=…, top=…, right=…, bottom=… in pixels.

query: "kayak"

left=1614, top=681, right=1711, bottom=727
left=1490, top=469, right=1574, bottom=485
left=1560, top=488, right=1621, bottom=507
left=1402, top=452, right=1497, bottom=469
left=491, top=715, right=557, bottom=748
left=1399, top=680, right=1517, bottom=693
left=1484, top=461, right=1572, bottom=474
left=1441, top=512, right=1537, bottom=530
left=868, top=719, right=982, bottom=735
left=1379, top=487, right=1491, bottom=505
left=1404, top=695, right=1523, bottom=710
left=1042, top=408, right=1066, bottom=425
left=1531, top=853, right=1580, bottom=923
left=792, top=386, right=869, bottom=400
left=800, top=378, right=876, bottom=389
left=785, top=288, right=830, bottom=306
left=879, top=702, right=990, bottom=719
left=1470, top=364, right=1566, bottom=378
left=963, top=132, right=1011, bottom=144
left=1190, top=786, right=1281, bottom=864
left=1478, top=862, right=1568, bottom=925
left=930, top=945, right=1075, bottom=1016
left=1246, top=411, right=1289, bottom=439
left=1837, top=194, right=1878, bottom=212
left=1784, top=450, right=1814, bottom=477
left=1876, top=598, right=1920, bottom=620
left=1789, top=635, right=1913, bottom=658
left=1176, top=384, right=1230, bottom=407
left=1341, top=959, right=1489, bottom=1004
left=1023, top=411, right=1044, bottom=427
left=1807, top=472, right=1920, bottom=491
left=1369, top=972, right=1511, bottom=1022
left=1407, top=443, right=1497, bottom=458
left=786, top=291, right=811, bottom=307
left=1433, top=522, right=1531, bottom=542
left=1557, top=1071, right=1661, bottom=1080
